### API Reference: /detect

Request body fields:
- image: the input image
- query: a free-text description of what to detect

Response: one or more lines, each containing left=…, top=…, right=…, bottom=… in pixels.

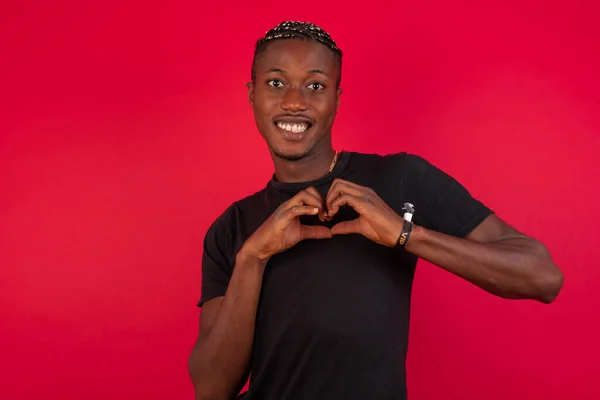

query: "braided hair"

left=251, top=21, right=343, bottom=87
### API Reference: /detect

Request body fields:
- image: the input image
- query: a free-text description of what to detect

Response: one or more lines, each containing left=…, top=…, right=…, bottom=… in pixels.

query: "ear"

left=336, top=87, right=343, bottom=112
left=247, top=81, right=255, bottom=107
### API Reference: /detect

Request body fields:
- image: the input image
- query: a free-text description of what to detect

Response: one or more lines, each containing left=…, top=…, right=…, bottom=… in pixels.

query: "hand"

left=242, top=187, right=332, bottom=261
left=326, top=179, right=404, bottom=247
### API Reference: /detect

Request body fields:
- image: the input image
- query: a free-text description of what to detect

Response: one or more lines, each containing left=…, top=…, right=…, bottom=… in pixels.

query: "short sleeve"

left=402, top=153, right=494, bottom=238
left=198, top=209, right=235, bottom=307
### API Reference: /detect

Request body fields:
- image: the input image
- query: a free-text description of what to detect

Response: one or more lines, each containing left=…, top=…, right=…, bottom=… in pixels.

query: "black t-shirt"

left=199, top=151, right=493, bottom=400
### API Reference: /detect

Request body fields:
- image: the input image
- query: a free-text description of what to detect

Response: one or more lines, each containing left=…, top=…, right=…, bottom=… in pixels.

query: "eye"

left=308, top=82, right=325, bottom=91
left=267, top=79, right=284, bottom=88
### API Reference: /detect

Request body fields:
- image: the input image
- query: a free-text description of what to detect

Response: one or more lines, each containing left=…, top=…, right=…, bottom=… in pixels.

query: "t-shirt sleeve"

left=197, top=208, right=235, bottom=307
left=402, top=153, right=494, bottom=238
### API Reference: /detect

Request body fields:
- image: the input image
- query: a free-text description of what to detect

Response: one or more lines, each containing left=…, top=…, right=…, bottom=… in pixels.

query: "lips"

left=273, top=116, right=314, bottom=134
left=276, top=121, right=310, bottom=133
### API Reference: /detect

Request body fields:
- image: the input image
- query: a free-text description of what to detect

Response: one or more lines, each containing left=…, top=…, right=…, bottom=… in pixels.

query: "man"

left=188, top=21, right=563, bottom=400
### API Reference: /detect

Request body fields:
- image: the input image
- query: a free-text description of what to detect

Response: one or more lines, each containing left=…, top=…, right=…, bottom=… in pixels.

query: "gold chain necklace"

left=328, top=150, right=340, bottom=174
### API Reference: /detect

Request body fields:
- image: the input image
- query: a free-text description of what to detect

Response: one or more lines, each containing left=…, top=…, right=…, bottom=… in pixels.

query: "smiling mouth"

left=274, top=121, right=312, bottom=133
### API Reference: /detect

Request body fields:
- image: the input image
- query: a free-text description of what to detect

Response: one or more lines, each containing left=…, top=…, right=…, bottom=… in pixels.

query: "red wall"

left=1, top=1, right=599, bottom=399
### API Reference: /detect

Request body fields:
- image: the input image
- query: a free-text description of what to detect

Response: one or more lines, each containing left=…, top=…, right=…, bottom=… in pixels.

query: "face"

left=248, top=39, right=342, bottom=161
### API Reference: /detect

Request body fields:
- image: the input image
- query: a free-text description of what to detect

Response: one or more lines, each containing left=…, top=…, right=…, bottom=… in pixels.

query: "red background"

left=1, top=1, right=599, bottom=399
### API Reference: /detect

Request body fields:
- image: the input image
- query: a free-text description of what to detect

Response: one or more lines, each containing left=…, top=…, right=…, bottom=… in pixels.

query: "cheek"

left=313, top=96, right=337, bottom=119
left=251, top=97, right=276, bottom=130
left=254, top=89, right=277, bottom=107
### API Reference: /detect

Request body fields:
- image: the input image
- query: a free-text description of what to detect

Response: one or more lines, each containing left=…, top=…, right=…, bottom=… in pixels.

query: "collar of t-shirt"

left=267, top=151, right=351, bottom=195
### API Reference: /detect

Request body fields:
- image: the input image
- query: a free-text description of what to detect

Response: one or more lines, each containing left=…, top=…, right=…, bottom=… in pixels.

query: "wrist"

left=391, top=216, right=424, bottom=251
left=404, top=224, right=425, bottom=252
left=237, top=245, right=270, bottom=269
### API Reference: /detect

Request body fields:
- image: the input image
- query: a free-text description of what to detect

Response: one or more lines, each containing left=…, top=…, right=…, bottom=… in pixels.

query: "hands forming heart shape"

left=242, top=179, right=406, bottom=262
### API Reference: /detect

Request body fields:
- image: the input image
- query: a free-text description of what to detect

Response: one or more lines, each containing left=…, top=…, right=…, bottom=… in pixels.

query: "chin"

left=272, top=146, right=312, bottom=161
left=266, top=132, right=317, bottom=162
left=261, top=121, right=328, bottom=161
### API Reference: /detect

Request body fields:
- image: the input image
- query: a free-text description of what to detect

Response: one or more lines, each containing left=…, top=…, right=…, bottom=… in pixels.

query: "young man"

left=188, top=21, right=563, bottom=400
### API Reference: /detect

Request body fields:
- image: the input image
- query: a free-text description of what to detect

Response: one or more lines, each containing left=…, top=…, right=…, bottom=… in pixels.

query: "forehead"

left=255, top=39, right=338, bottom=74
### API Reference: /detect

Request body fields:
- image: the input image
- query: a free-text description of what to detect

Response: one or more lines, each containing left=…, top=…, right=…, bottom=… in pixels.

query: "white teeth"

left=277, top=122, right=309, bottom=133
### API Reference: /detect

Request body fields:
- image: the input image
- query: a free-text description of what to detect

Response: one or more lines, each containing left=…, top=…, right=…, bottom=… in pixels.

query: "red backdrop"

left=1, top=1, right=599, bottom=399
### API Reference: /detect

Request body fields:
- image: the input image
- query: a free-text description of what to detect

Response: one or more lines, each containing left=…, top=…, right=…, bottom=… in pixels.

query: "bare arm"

left=188, top=250, right=266, bottom=400
left=406, top=214, right=563, bottom=303
left=326, top=179, right=564, bottom=304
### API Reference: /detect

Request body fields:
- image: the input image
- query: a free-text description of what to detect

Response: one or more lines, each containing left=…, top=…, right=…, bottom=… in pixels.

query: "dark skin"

left=247, top=39, right=343, bottom=183
left=188, top=39, right=564, bottom=400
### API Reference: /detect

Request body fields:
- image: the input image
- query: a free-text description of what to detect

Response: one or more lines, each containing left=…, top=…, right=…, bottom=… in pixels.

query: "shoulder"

left=202, top=188, right=269, bottom=271
left=346, top=150, right=408, bottom=171
left=348, top=150, right=436, bottom=177
left=381, top=151, right=451, bottom=180
left=348, top=150, right=431, bottom=165
left=204, top=188, right=268, bottom=241
left=350, top=151, right=466, bottom=200
left=380, top=151, right=432, bottom=171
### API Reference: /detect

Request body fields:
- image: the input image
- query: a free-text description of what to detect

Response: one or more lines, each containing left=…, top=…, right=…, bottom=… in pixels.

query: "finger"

left=287, top=187, right=325, bottom=213
left=326, top=181, right=366, bottom=218
left=303, top=186, right=324, bottom=200
left=278, top=205, right=320, bottom=223
left=328, top=193, right=366, bottom=218
left=327, top=180, right=364, bottom=203
left=300, top=225, right=333, bottom=241
left=303, top=186, right=327, bottom=221
left=330, top=178, right=364, bottom=190
left=330, top=219, right=362, bottom=235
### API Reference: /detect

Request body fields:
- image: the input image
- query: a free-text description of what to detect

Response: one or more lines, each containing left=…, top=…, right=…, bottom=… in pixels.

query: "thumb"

left=300, top=225, right=333, bottom=241
left=331, top=219, right=361, bottom=235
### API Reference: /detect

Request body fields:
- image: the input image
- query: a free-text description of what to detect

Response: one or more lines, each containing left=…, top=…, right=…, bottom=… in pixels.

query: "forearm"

left=189, top=250, right=266, bottom=400
left=406, top=225, right=563, bottom=303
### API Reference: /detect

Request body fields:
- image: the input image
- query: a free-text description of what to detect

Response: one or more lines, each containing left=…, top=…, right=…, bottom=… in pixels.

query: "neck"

left=273, top=146, right=337, bottom=183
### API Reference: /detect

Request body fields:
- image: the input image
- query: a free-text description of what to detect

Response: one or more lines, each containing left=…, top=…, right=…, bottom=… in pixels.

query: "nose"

left=280, top=87, right=308, bottom=112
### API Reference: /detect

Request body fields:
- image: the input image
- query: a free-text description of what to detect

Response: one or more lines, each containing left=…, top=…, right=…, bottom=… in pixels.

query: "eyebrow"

left=263, top=68, right=330, bottom=78
left=308, top=68, right=330, bottom=78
